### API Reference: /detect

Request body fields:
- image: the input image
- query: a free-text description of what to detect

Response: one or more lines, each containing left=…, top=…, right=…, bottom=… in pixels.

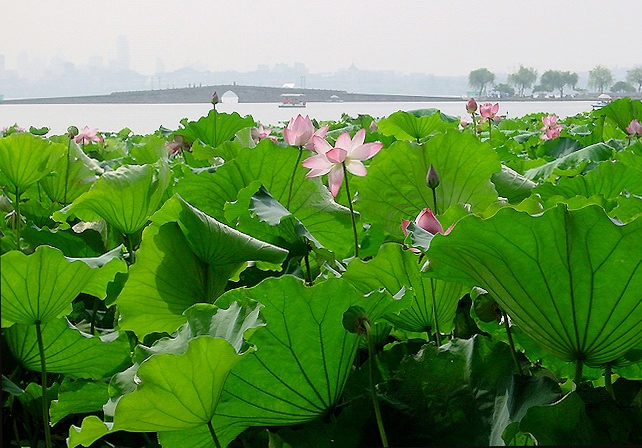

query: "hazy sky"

left=2, top=0, right=640, bottom=76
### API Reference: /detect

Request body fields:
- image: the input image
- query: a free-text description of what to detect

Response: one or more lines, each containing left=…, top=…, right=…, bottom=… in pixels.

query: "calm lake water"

left=0, top=101, right=595, bottom=135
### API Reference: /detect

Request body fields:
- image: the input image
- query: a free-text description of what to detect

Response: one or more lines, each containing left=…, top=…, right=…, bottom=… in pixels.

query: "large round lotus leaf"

left=54, top=161, right=170, bottom=235
left=1, top=245, right=127, bottom=326
left=426, top=204, right=642, bottom=367
left=0, top=133, right=65, bottom=192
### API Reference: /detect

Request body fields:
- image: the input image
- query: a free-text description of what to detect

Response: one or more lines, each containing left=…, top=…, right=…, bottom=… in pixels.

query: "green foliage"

left=427, top=204, right=642, bottom=367
left=4, top=104, right=642, bottom=448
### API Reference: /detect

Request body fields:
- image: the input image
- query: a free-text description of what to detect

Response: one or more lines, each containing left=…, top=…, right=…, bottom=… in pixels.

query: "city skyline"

left=1, top=0, right=640, bottom=79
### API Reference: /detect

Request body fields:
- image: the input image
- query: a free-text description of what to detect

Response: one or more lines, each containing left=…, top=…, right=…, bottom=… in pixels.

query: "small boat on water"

left=591, top=93, right=612, bottom=109
left=279, top=93, right=306, bottom=108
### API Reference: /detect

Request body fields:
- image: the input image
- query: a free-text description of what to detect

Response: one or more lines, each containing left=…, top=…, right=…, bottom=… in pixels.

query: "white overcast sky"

left=2, top=0, right=640, bottom=76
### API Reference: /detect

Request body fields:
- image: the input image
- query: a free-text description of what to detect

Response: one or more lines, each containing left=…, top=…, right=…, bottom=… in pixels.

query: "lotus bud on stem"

left=426, top=164, right=440, bottom=215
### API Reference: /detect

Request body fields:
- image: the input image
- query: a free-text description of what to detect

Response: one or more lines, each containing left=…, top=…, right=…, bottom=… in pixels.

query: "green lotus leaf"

left=535, top=160, right=642, bottom=204
left=111, top=337, right=247, bottom=434
left=523, top=141, right=615, bottom=181
left=491, top=164, right=537, bottom=203
left=426, top=204, right=642, bottom=366
left=22, top=225, right=107, bottom=258
left=117, top=195, right=288, bottom=337
left=68, top=416, right=113, bottom=448
left=4, top=318, right=132, bottom=379
left=133, top=301, right=264, bottom=363
left=175, top=109, right=255, bottom=148
left=1, top=245, right=127, bottom=326
left=518, top=392, right=599, bottom=446
left=176, top=139, right=355, bottom=257
left=377, top=109, right=458, bottom=141
left=50, top=378, right=110, bottom=425
left=490, top=375, right=561, bottom=446
left=54, top=161, right=170, bottom=235
left=379, top=336, right=518, bottom=446
left=128, top=135, right=169, bottom=164
left=39, top=139, right=102, bottom=204
left=0, top=132, right=65, bottom=192
left=210, top=276, right=405, bottom=435
left=343, top=242, right=461, bottom=333
left=594, top=97, right=642, bottom=134
left=354, top=132, right=500, bottom=235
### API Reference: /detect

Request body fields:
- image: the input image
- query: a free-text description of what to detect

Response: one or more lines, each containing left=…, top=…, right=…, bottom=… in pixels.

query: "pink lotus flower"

left=626, top=119, right=642, bottom=137
left=166, top=135, right=191, bottom=156
left=74, top=126, right=103, bottom=145
left=479, top=103, right=499, bottom=122
left=283, top=114, right=329, bottom=149
left=402, top=208, right=454, bottom=237
left=540, top=114, right=563, bottom=140
left=252, top=124, right=278, bottom=144
left=302, top=128, right=382, bottom=197
left=466, top=98, right=478, bottom=114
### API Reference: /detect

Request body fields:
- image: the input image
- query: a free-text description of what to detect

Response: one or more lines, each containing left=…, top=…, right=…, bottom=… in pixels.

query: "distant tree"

left=611, top=81, right=637, bottom=94
left=468, top=68, right=495, bottom=97
left=539, top=70, right=578, bottom=97
left=588, top=65, right=614, bottom=94
left=507, top=66, right=537, bottom=96
left=494, top=83, right=515, bottom=97
left=564, top=72, right=579, bottom=91
left=626, top=67, right=642, bottom=92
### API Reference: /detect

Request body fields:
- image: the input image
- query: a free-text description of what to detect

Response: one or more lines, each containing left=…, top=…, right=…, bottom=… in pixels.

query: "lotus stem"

left=287, top=148, right=303, bottom=208
left=14, top=186, right=21, bottom=251
left=64, top=137, right=72, bottom=204
left=304, top=239, right=313, bottom=286
left=90, top=298, right=99, bottom=334
left=502, top=310, right=523, bottom=375
left=472, top=114, right=478, bottom=138
left=35, top=321, right=52, bottom=448
left=429, top=278, right=442, bottom=346
left=207, top=420, right=222, bottom=448
left=430, top=187, right=439, bottom=216
left=488, top=118, right=492, bottom=143
left=604, top=363, right=614, bottom=399
left=574, top=359, right=584, bottom=385
left=342, top=162, right=359, bottom=258
left=123, top=233, right=136, bottom=264
left=363, top=321, right=389, bottom=448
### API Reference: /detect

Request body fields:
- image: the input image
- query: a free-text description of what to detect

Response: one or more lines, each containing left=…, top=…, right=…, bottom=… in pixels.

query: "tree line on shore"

left=468, top=65, right=642, bottom=98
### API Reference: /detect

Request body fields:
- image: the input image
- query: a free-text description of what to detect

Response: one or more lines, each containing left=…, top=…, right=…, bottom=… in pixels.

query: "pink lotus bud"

left=626, top=119, right=642, bottom=137
left=466, top=98, right=478, bottom=114
left=426, top=164, right=440, bottom=189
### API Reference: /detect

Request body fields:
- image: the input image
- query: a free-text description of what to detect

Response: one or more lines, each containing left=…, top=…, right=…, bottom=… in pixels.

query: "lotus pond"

left=2, top=98, right=642, bottom=447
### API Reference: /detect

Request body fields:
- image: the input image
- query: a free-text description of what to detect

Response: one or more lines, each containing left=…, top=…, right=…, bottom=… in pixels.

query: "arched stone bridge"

left=3, top=84, right=458, bottom=104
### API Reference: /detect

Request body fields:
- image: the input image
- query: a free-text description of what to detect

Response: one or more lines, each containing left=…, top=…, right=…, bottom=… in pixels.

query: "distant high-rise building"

left=114, top=35, right=130, bottom=72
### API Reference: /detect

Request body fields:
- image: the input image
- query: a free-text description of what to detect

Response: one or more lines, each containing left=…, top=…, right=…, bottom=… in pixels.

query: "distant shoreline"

left=3, top=84, right=635, bottom=105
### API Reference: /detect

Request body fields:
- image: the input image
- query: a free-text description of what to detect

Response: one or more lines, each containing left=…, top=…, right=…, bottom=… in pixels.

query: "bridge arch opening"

left=221, top=90, right=239, bottom=103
